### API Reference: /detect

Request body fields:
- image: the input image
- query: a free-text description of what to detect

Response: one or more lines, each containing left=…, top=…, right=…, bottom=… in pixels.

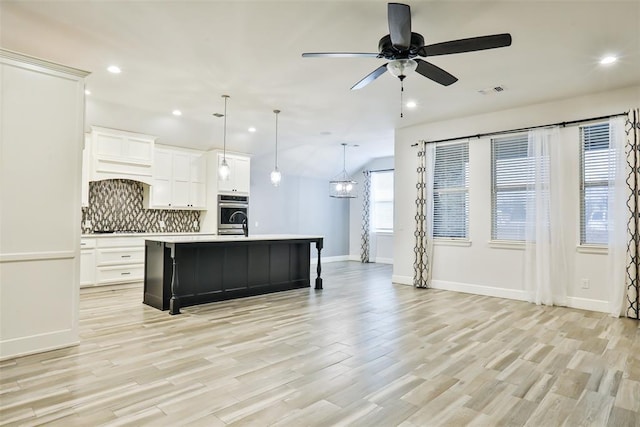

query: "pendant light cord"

left=222, top=95, right=229, bottom=160
left=274, top=109, right=280, bottom=169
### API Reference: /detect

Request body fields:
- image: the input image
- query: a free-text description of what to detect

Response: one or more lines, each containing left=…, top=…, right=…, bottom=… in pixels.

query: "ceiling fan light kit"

left=329, top=143, right=357, bottom=199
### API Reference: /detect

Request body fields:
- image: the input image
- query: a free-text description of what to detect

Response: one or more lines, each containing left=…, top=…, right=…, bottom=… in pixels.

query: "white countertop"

left=145, top=234, right=324, bottom=243
left=81, top=232, right=217, bottom=239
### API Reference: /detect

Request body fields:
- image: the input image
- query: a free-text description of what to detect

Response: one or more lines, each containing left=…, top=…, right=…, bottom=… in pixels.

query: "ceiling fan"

left=302, top=2, right=512, bottom=90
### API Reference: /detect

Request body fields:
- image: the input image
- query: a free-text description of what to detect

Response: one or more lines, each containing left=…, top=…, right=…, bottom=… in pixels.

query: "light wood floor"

left=1, top=261, right=639, bottom=426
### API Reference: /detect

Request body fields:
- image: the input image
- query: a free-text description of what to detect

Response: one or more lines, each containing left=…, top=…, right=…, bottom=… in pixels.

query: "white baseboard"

left=392, top=275, right=413, bottom=285
left=1, top=329, right=78, bottom=361
left=374, top=257, right=393, bottom=264
left=431, top=280, right=528, bottom=302
left=566, top=296, right=609, bottom=313
left=310, top=255, right=350, bottom=264
left=391, top=275, right=610, bottom=314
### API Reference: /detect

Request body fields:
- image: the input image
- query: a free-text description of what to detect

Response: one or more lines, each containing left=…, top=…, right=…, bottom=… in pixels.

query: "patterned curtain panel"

left=414, top=141, right=435, bottom=288
left=623, top=109, right=639, bottom=319
left=361, top=170, right=371, bottom=263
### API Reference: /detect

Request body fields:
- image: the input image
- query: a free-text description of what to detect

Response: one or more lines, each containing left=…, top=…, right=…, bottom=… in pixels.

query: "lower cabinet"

left=81, top=236, right=145, bottom=287
left=80, top=238, right=96, bottom=287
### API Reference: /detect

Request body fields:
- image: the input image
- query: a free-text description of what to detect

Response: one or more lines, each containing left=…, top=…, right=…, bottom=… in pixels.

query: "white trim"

left=374, top=257, right=393, bottom=264
left=310, top=255, right=350, bottom=264
left=0, top=329, right=79, bottom=361
left=434, top=238, right=472, bottom=247
left=488, top=240, right=526, bottom=250
left=432, top=279, right=528, bottom=301
left=392, top=276, right=610, bottom=314
left=373, top=231, right=394, bottom=236
left=0, top=48, right=90, bottom=78
left=392, top=274, right=413, bottom=285
left=566, top=296, right=609, bottom=313
left=576, top=245, right=608, bottom=255
left=0, top=250, right=76, bottom=263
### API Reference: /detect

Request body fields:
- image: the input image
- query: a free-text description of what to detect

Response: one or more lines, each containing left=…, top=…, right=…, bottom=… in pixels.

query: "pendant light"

left=270, top=109, right=282, bottom=187
left=218, top=94, right=231, bottom=181
left=329, top=143, right=357, bottom=198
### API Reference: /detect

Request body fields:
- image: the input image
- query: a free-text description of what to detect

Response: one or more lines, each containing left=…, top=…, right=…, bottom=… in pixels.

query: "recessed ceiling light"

left=406, top=100, right=417, bottom=108
left=172, top=110, right=182, bottom=116
left=84, top=89, right=91, bottom=95
left=600, top=55, right=617, bottom=65
left=107, top=65, right=121, bottom=74
left=248, top=127, right=256, bottom=132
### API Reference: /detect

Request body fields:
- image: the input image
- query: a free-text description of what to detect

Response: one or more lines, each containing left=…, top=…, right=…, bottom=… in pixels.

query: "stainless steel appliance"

left=218, top=194, right=248, bottom=235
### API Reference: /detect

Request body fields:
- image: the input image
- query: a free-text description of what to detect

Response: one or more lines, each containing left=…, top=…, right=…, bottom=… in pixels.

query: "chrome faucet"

left=229, top=211, right=249, bottom=237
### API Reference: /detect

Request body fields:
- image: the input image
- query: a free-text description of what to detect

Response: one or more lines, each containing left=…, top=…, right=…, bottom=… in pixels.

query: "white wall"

left=348, top=156, right=394, bottom=263
left=393, top=85, right=640, bottom=313
left=249, top=160, right=350, bottom=258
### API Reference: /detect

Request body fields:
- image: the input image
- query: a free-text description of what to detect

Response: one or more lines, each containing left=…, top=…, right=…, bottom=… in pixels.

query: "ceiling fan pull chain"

left=400, top=78, right=405, bottom=118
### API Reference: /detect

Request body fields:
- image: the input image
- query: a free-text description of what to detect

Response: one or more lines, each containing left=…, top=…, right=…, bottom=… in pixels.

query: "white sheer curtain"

left=524, top=127, right=568, bottom=306
left=608, top=116, right=631, bottom=317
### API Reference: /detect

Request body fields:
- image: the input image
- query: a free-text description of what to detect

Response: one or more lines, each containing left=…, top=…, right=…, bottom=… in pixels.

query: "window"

left=580, top=123, right=610, bottom=245
left=491, top=134, right=531, bottom=241
left=434, top=142, right=469, bottom=238
left=371, top=170, right=394, bottom=232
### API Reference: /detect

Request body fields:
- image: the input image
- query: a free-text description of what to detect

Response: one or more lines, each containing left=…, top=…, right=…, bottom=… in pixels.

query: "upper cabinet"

left=89, top=126, right=156, bottom=185
left=144, top=146, right=206, bottom=210
left=217, top=152, right=250, bottom=194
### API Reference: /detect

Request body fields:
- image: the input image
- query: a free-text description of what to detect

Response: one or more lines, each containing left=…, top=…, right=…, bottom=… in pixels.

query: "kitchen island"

left=143, top=234, right=324, bottom=314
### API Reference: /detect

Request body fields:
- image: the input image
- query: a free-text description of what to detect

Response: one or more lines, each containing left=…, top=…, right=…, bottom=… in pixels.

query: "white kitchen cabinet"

left=95, top=236, right=145, bottom=286
left=146, top=146, right=206, bottom=209
left=217, top=152, right=250, bottom=194
left=89, top=126, right=156, bottom=185
left=80, top=238, right=96, bottom=287
left=1, top=49, right=89, bottom=359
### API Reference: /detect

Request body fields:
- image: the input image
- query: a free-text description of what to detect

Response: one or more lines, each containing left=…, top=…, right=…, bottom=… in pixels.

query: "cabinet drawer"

left=97, top=237, right=145, bottom=248
left=80, top=238, right=96, bottom=249
left=97, top=264, right=144, bottom=284
left=97, top=247, right=144, bottom=265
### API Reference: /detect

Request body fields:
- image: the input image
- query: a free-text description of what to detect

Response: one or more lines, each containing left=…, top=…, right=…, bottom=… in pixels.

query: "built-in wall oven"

left=218, top=194, right=249, bottom=235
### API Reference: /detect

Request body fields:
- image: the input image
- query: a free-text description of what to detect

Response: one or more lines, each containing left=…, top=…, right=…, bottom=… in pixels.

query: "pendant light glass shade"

left=219, top=158, right=231, bottom=180
left=329, top=143, right=357, bottom=198
left=270, top=109, right=282, bottom=187
left=218, top=95, right=231, bottom=181
left=270, top=168, right=282, bottom=186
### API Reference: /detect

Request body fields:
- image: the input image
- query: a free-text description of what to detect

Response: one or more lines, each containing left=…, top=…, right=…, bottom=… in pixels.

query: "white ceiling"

left=2, top=1, right=639, bottom=178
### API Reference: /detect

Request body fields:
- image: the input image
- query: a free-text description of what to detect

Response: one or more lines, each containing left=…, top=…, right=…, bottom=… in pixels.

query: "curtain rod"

left=367, top=168, right=394, bottom=173
left=410, top=112, right=627, bottom=147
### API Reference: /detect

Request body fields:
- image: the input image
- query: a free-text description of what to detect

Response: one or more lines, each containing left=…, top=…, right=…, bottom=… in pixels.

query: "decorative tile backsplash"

left=81, top=179, right=200, bottom=233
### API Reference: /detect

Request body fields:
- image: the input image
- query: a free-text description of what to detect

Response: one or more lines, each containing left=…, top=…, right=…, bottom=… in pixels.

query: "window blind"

left=434, top=142, right=469, bottom=238
left=491, top=134, right=531, bottom=241
left=371, top=170, right=394, bottom=231
left=580, top=123, right=610, bottom=245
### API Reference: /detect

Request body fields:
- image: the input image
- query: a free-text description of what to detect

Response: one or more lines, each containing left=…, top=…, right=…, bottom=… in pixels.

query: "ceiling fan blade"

left=351, top=64, right=389, bottom=90
left=388, top=3, right=411, bottom=50
left=302, top=52, right=380, bottom=58
left=419, top=33, right=512, bottom=57
left=415, top=59, right=458, bottom=86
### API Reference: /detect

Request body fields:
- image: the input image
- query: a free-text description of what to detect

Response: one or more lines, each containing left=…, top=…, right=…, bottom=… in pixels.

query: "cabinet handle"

left=121, top=255, right=131, bottom=258
left=121, top=272, right=131, bottom=275
left=81, top=243, right=86, bottom=246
